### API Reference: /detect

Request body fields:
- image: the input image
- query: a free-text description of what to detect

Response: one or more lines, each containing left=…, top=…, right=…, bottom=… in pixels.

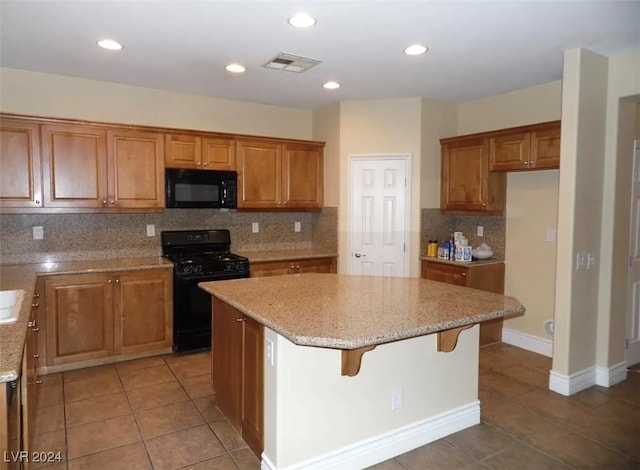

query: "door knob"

left=354, top=252, right=366, bottom=258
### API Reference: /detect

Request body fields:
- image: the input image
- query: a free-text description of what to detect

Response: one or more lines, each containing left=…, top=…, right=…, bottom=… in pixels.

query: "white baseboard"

left=595, top=361, right=627, bottom=387
left=261, top=401, right=480, bottom=470
left=501, top=328, right=553, bottom=357
left=548, top=361, right=629, bottom=396
left=548, top=367, right=595, bottom=396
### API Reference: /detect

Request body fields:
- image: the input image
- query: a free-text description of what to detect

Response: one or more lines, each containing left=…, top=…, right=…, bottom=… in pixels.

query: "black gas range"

left=162, top=229, right=249, bottom=353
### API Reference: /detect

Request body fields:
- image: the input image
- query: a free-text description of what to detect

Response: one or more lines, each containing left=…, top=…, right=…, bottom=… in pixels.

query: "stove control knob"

left=193, top=265, right=203, bottom=274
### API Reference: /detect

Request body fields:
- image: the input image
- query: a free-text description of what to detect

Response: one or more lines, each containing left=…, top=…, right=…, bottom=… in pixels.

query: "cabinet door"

left=441, top=137, right=489, bottom=212
left=530, top=125, right=561, bottom=170
left=424, top=262, right=467, bottom=287
left=107, top=129, right=164, bottom=209
left=212, top=297, right=243, bottom=430
left=114, top=270, right=173, bottom=355
left=237, top=140, right=281, bottom=208
left=250, top=260, right=295, bottom=277
left=22, top=299, right=40, bottom=456
left=489, top=131, right=531, bottom=171
left=41, top=124, right=108, bottom=208
left=165, top=134, right=201, bottom=169
left=44, top=273, right=114, bottom=365
left=0, top=120, right=42, bottom=208
left=202, top=137, right=236, bottom=170
left=242, top=315, right=264, bottom=458
left=281, top=143, right=323, bottom=208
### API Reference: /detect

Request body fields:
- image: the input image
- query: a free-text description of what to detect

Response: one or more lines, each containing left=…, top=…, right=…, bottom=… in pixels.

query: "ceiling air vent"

left=262, top=52, right=322, bottom=73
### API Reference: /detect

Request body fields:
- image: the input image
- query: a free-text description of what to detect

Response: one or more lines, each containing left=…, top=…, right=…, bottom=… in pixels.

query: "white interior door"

left=627, top=141, right=640, bottom=366
left=348, top=156, right=410, bottom=277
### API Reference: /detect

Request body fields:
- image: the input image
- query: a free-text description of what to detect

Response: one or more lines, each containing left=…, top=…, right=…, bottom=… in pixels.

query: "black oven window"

left=175, top=183, right=220, bottom=202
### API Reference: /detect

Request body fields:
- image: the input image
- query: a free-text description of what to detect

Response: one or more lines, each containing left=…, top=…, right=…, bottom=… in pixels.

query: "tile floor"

left=30, top=344, right=639, bottom=469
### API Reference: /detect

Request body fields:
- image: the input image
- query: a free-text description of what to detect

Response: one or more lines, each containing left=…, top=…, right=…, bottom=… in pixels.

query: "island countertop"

left=199, top=273, right=525, bottom=350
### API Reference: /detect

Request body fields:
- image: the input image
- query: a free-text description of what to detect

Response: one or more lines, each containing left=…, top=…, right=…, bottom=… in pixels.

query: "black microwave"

left=165, top=168, right=237, bottom=209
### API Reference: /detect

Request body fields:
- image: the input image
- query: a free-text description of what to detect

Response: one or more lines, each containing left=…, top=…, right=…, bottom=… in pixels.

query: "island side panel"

left=263, top=326, right=481, bottom=469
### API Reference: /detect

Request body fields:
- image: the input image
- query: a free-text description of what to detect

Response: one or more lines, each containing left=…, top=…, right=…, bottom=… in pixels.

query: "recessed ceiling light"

left=404, top=44, right=428, bottom=55
left=97, top=39, right=123, bottom=50
left=323, top=81, right=340, bottom=90
left=226, top=63, right=246, bottom=73
left=288, top=13, right=316, bottom=28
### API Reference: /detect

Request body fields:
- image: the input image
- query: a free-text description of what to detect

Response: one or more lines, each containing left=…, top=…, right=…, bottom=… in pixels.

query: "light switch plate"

left=546, top=228, right=556, bottom=242
left=146, top=224, right=155, bottom=237
left=294, top=221, right=301, bottom=232
left=252, top=222, right=260, bottom=233
left=477, top=225, right=484, bottom=237
left=265, top=338, right=275, bottom=366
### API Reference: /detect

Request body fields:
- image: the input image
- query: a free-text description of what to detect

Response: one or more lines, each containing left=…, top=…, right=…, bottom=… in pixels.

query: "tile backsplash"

left=0, top=208, right=338, bottom=264
left=420, top=208, right=505, bottom=260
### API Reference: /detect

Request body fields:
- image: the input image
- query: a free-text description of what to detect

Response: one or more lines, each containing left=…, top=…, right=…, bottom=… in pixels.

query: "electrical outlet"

left=587, top=253, right=596, bottom=269
left=477, top=225, right=484, bottom=237
left=265, top=338, right=275, bottom=366
left=32, top=226, right=44, bottom=240
left=146, top=224, right=155, bottom=237
left=576, top=252, right=587, bottom=270
left=294, top=221, right=301, bottom=232
left=391, top=388, right=403, bottom=410
left=252, top=222, right=259, bottom=233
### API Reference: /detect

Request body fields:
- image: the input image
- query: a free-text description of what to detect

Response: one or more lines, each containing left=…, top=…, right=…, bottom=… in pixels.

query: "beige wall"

left=312, top=103, right=341, bottom=208
left=457, top=81, right=562, bottom=342
left=264, top=326, right=479, bottom=467
left=0, top=67, right=312, bottom=139
left=554, top=49, right=609, bottom=376
left=599, top=48, right=640, bottom=368
left=338, top=98, right=423, bottom=276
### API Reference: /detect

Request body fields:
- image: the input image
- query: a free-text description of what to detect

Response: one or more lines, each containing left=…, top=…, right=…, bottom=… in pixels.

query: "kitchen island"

left=199, top=273, right=524, bottom=470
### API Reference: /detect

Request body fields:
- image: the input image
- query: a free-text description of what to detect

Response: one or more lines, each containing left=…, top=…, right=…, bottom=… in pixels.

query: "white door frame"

left=347, top=154, right=412, bottom=277
left=626, top=140, right=640, bottom=366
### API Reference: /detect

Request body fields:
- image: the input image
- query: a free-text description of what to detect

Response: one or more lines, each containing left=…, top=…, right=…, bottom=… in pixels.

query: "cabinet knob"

left=236, top=317, right=245, bottom=322
left=102, top=200, right=108, bottom=205
left=33, top=354, right=40, bottom=359
left=32, top=302, right=39, bottom=308
left=33, top=293, right=40, bottom=298
left=35, top=200, right=40, bottom=205
left=482, top=202, right=487, bottom=207
left=108, top=279, right=112, bottom=284
left=462, top=273, right=466, bottom=276
left=203, top=162, right=208, bottom=167
left=115, top=279, right=120, bottom=284
left=524, top=161, right=529, bottom=166
left=32, top=327, right=39, bottom=332
left=35, top=379, right=42, bottom=385
left=109, top=200, right=115, bottom=205
left=28, top=320, right=37, bottom=328
left=197, top=162, right=202, bottom=166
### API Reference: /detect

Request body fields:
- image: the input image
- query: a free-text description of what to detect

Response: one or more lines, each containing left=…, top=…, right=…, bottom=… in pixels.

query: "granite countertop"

left=0, top=257, right=173, bottom=383
left=199, top=273, right=525, bottom=350
left=419, top=256, right=504, bottom=266
left=238, top=249, right=337, bottom=263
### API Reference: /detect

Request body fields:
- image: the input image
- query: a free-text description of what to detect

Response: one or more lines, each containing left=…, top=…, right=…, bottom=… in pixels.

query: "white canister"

left=462, top=246, right=472, bottom=262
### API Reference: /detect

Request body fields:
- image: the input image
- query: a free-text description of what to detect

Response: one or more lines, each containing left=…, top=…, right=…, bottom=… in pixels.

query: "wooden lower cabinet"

left=212, top=297, right=263, bottom=458
left=44, top=269, right=172, bottom=366
left=421, top=260, right=505, bottom=346
left=250, top=256, right=337, bottom=277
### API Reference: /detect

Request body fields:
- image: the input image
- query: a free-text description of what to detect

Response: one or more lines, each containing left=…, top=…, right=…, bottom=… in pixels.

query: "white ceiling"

left=1, top=0, right=639, bottom=109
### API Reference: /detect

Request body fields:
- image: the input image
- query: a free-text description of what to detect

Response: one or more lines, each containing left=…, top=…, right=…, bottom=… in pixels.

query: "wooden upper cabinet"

left=441, top=136, right=506, bottom=215
left=237, top=140, right=282, bottom=208
left=107, top=129, right=164, bottom=209
left=0, top=120, right=42, bottom=208
left=489, top=121, right=561, bottom=171
left=165, top=134, right=235, bottom=170
left=530, top=124, right=561, bottom=169
left=41, top=124, right=108, bottom=208
left=237, top=139, right=324, bottom=210
left=282, top=143, right=323, bottom=209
